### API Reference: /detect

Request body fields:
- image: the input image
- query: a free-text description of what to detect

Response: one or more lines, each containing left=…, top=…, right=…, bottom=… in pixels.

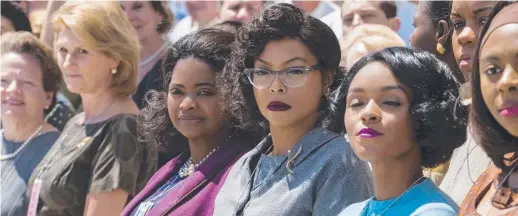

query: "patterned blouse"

left=28, top=114, right=157, bottom=216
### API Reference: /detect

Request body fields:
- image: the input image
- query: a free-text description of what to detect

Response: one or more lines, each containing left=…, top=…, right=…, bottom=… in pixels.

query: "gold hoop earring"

left=436, top=43, right=446, bottom=55
left=111, top=68, right=117, bottom=75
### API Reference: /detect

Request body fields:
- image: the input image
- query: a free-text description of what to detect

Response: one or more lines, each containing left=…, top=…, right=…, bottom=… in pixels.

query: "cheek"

left=480, top=76, right=498, bottom=112
left=253, top=88, right=267, bottom=110
left=451, top=34, right=462, bottom=60
left=167, top=97, right=179, bottom=125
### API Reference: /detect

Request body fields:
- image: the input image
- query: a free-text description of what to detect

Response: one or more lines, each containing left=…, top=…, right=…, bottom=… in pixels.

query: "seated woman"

left=121, top=29, right=262, bottom=216
left=27, top=2, right=156, bottom=215
left=0, top=32, right=61, bottom=216
left=213, top=4, right=373, bottom=216
left=459, top=1, right=518, bottom=214
left=339, top=24, right=405, bottom=70
left=336, top=47, right=468, bottom=215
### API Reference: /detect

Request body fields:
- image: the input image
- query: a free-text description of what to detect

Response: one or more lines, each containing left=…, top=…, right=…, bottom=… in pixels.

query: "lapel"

left=149, top=139, right=253, bottom=215
left=121, top=151, right=189, bottom=216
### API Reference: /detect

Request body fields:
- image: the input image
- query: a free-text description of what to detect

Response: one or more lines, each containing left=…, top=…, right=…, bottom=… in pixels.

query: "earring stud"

left=111, top=68, right=117, bottom=74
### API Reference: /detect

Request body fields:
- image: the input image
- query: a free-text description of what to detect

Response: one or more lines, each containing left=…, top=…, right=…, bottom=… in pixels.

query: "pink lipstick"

left=357, top=128, right=383, bottom=138
left=267, top=101, right=291, bottom=111
left=500, top=105, right=518, bottom=117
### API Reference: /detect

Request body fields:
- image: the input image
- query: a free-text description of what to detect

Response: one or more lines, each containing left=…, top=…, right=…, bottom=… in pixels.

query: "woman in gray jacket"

left=213, top=3, right=373, bottom=216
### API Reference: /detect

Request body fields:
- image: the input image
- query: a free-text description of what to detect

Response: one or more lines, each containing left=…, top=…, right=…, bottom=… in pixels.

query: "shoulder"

left=104, top=114, right=138, bottom=133
left=411, top=203, right=457, bottom=216
left=338, top=199, right=370, bottom=216
left=410, top=180, right=459, bottom=215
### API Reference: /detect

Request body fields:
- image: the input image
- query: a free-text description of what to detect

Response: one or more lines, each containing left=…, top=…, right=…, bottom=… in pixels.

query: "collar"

left=253, top=127, right=339, bottom=168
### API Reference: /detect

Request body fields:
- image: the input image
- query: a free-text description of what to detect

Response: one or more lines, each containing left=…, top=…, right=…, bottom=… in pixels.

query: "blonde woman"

left=27, top=2, right=156, bottom=216
left=339, top=24, right=405, bottom=70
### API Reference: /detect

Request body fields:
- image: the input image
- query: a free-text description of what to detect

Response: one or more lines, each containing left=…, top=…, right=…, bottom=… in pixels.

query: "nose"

left=62, top=53, right=74, bottom=71
left=4, top=80, right=22, bottom=94
left=179, top=95, right=198, bottom=111
left=497, top=66, right=518, bottom=95
left=236, top=7, right=249, bottom=22
left=269, top=75, right=286, bottom=94
left=457, top=26, right=476, bottom=46
left=351, top=13, right=364, bottom=27
left=360, top=101, right=381, bottom=124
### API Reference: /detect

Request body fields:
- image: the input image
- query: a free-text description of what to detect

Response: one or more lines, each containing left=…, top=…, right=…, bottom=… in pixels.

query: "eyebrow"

left=257, top=57, right=308, bottom=66
left=348, top=85, right=407, bottom=94
left=474, top=7, right=493, bottom=15
left=171, top=82, right=215, bottom=88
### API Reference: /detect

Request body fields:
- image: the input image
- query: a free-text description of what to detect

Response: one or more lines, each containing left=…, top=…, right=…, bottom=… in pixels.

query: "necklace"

left=139, top=45, right=165, bottom=67
left=179, top=146, right=220, bottom=178
left=0, top=105, right=60, bottom=161
left=360, top=176, right=425, bottom=216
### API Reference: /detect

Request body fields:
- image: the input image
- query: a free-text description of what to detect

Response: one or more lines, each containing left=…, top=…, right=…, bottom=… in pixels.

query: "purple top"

left=120, top=139, right=253, bottom=216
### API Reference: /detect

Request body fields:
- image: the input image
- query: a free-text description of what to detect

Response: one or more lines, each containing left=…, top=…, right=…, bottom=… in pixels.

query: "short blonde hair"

left=53, top=1, right=140, bottom=98
left=340, top=24, right=405, bottom=68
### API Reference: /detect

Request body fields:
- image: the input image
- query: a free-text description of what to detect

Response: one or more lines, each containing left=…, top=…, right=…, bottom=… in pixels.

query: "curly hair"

left=138, top=28, right=261, bottom=156
left=332, top=47, right=468, bottom=168
left=471, top=0, right=518, bottom=173
left=217, top=3, right=345, bottom=134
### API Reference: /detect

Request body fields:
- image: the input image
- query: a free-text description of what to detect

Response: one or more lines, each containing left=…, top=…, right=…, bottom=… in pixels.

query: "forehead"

left=351, top=61, right=398, bottom=87
left=481, top=24, right=518, bottom=57
left=451, top=1, right=496, bottom=15
left=170, top=58, right=215, bottom=84
left=55, top=27, right=85, bottom=48
left=1, top=52, right=42, bottom=79
left=342, top=1, right=381, bottom=14
left=257, top=38, right=318, bottom=65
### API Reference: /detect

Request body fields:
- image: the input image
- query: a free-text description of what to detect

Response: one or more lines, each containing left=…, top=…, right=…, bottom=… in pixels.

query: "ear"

left=436, top=20, right=450, bottom=46
left=389, top=17, right=401, bottom=32
left=111, top=59, right=121, bottom=71
left=44, top=92, right=54, bottom=108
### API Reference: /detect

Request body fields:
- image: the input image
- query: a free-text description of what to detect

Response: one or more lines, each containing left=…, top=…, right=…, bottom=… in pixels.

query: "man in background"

left=219, top=0, right=265, bottom=24
left=341, top=0, right=400, bottom=38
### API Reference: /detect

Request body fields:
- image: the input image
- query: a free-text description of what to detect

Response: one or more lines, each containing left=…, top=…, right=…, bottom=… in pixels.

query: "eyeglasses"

left=244, top=64, right=322, bottom=89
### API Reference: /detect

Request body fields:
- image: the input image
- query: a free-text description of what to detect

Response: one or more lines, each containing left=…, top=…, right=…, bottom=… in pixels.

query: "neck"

left=269, top=112, right=318, bottom=156
left=193, top=13, right=219, bottom=28
left=2, top=118, right=44, bottom=142
left=140, top=33, right=165, bottom=63
left=80, top=92, right=119, bottom=123
left=188, top=128, right=229, bottom=164
left=370, top=145, right=423, bottom=200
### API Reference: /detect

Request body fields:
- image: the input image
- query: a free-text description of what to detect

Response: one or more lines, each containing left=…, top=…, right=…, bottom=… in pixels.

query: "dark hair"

left=138, top=29, right=257, bottom=153
left=471, top=1, right=518, bottom=172
left=217, top=3, right=345, bottom=134
left=212, top=20, right=243, bottom=33
left=1, top=1, right=32, bottom=32
left=149, top=1, right=174, bottom=34
left=332, top=47, right=468, bottom=168
left=378, top=1, right=398, bottom=19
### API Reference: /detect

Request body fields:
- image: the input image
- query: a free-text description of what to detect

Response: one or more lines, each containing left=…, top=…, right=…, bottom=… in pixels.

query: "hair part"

left=53, top=1, right=140, bottom=98
left=333, top=47, right=468, bottom=168
left=471, top=0, right=518, bottom=172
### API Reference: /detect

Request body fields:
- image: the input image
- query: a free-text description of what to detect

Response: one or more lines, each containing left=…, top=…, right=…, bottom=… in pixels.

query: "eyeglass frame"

left=243, top=64, right=323, bottom=89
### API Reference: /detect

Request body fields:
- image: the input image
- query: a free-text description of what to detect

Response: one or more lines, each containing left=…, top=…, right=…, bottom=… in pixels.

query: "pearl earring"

left=111, top=68, right=117, bottom=74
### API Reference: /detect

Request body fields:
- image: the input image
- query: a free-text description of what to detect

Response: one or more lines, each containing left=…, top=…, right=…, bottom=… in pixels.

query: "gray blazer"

left=213, top=128, right=374, bottom=216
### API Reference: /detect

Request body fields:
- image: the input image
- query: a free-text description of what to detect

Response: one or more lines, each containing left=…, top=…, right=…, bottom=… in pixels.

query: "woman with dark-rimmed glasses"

left=213, top=4, right=373, bottom=216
